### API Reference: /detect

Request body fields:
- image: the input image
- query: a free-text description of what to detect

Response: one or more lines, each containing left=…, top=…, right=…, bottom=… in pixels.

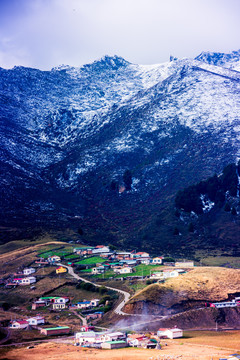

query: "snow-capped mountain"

left=1, top=50, right=240, bottom=248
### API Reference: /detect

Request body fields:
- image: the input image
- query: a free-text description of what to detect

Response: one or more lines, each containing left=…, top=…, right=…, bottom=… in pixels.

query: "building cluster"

left=9, top=317, right=71, bottom=336
left=32, top=296, right=70, bottom=310
left=5, top=267, right=37, bottom=287
left=74, top=246, right=165, bottom=275
left=10, top=315, right=45, bottom=329
left=74, top=326, right=183, bottom=349
left=31, top=295, right=104, bottom=322
left=205, top=297, right=240, bottom=309
left=150, top=268, right=187, bottom=280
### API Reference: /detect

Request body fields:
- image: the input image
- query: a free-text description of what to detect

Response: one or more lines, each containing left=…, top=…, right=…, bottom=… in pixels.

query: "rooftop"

left=43, top=326, right=70, bottom=331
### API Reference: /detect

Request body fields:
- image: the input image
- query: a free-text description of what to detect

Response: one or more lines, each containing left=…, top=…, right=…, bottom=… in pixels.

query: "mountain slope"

left=1, top=51, right=240, bottom=252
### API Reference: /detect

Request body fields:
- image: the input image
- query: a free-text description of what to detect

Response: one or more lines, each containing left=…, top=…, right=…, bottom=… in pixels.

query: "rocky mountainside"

left=1, top=50, right=240, bottom=251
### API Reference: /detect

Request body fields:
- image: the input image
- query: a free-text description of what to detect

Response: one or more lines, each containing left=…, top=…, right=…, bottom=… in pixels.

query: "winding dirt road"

left=58, top=263, right=131, bottom=316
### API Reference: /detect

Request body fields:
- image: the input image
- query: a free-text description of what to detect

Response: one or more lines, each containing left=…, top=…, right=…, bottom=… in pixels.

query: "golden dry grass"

left=180, top=330, right=240, bottom=349
left=130, top=267, right=240, bottom=306
left=0, top=241, right=67, bottom=277
left=0, top=338, right=237, bottom=360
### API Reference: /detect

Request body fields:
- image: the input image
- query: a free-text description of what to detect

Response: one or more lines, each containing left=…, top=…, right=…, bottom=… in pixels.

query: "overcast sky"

left=0, top=0, right=239, bottom=70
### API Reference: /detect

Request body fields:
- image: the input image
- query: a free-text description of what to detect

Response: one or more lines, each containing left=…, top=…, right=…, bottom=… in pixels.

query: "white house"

left=48, top=255, right=61, bottom=262
left=53, top=297, right=69, bottom=304
left=75, top=331, right=98, bottom=344
left=10, top=320, right=29, bottom=329
left=162, top=270, right=179, bottom=279
left=23, top=267, right=36, bottom=276
left=20, top=276, right=36, bottom=285
left=91, top=266, right=105, bottom=274
left=100, top=332, right=125, bottom=342
left=92, top=246, right=110, bottom=254
left=138, top=257, right=151, bottom=264
left=114, top=266, right=133, bottom=274
left=157, top=328, right=183, bottom=339
left=152, top=257, right=163, bottom=264
left=119, top=267, right=133, bottom=274
left=150, top=272, right=164, bottom=279
left=26, top=316, right=45, bottom=326
left=77, top=301, right=92, bottom=309
left=52, top=303, right=66, bottom=310
left=90, top=299, right=100, bottom=307
left=135, top=252, right=150, bottom=258
left=140, top=258, right=151, bottom=265
left=175, top=261, right=194, bottom=267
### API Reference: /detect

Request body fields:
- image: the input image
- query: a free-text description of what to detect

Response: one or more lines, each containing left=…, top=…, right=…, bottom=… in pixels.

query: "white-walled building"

left=54, top=297, right=69, bottom=304
left=163, top=270, right=179, bottom=279
left=135, top=252, right=150, bottom=258
left=23, top=268, right=36, bottom=276
left=157, top=328, right=183, bottom=339
left=175, top=261, right=194, bottom=267
left=152, top=257, right=163, bottom=264
left=77, top=301, right=92, bottom=309
left=100, top=332, right=125, bottom=342
left=27, top=316, right=45, bottom=326
left=150, top=272, right=164, bottom=279
left=48, top=255, right=61, bottom=262
left=52, top=303, right=66, bottom=310
left=20, top=276, right=36, bottom=285
left=92, top=246, right=110, bottom=254
left=10, top=320, right=29, bottom=329
left=114, top=266, right=133, bottom=274
left=90, top=299, right=100, bottom=307
left=75, top=331, right=98, bottom=344
left=91, top=266, right=105, bottom=274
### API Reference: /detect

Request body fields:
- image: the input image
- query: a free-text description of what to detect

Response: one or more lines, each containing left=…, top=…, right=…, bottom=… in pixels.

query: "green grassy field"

left=64, top=253, right=81, bottom=260
left=74, top=256, right=106, bottom=265
left=90, top=264, right=163, bottom=280
left=37, top=248, right=74, bottom=259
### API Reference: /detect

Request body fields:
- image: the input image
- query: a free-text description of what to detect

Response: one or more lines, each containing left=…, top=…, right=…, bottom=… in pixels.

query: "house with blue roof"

left=77, top=301, right=92, bottom=309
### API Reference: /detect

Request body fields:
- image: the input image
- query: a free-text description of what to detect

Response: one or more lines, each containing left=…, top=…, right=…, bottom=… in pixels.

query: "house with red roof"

left=10, top=320, right=29, bottom=329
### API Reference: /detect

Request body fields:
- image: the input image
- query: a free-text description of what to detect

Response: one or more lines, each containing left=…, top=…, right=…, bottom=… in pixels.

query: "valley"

left=1, top=49, right=240, bottom=359
left=0, top=240, right=239, bottom=359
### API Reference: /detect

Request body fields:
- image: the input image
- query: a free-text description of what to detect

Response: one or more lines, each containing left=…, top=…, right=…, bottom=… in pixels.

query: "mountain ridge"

left=1, top=50, right=240, bottom=253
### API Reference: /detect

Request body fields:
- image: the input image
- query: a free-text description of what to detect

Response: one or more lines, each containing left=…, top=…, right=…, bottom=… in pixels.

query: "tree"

left=188, top=222, right=194, bottom=233
left=220, top=164, right=238, bottom=196
left=77, top=227, right=84, bottom=236
left=123, top=169, right=132, bottom=191
left=224, top=202, right=231, bottom=212
left=110, top=180, right=118, bottom=191
left=173, top=227, right=180, bottom=235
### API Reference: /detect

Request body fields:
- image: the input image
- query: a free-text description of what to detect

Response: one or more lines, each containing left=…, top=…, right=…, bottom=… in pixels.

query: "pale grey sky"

left=0, top=0, right=239, bottom=70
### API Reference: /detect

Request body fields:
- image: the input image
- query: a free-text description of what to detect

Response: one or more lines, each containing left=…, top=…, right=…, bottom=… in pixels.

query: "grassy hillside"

left=126, top=267, right=240, bottom=310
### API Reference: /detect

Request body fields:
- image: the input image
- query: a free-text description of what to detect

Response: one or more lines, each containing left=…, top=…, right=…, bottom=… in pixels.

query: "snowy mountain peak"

left=82, top=55, right=130, bottom=72
left=51, top=64, right=75, bottom=71
left=195, top=49, right=240, bottom=71
left=1, top=49, right=240, bottom=246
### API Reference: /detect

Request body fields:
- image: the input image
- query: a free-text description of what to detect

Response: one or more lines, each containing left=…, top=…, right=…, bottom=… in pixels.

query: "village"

left=1, top=242, right=240, bottom=360
left=0, top=243, right=196, bottom=349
